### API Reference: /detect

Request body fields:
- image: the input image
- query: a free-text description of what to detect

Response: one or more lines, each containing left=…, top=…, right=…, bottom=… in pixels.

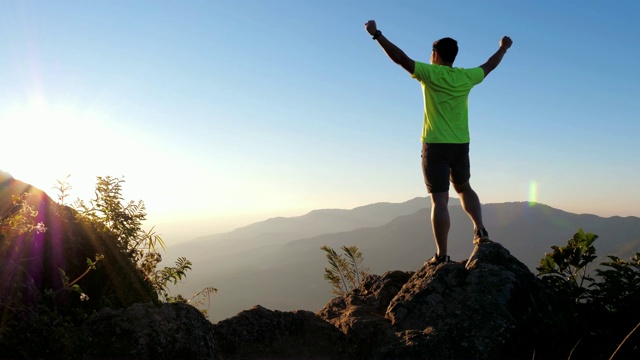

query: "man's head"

left=431, top=37, right=458, bottom=66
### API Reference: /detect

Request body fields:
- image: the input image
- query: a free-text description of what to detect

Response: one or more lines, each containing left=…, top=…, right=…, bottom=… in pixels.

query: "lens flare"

left=528, top=181, right=538, bottom=206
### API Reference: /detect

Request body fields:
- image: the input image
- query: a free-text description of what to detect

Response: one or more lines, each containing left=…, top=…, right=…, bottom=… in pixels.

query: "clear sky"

left=2, top=1, right=639, bottom=243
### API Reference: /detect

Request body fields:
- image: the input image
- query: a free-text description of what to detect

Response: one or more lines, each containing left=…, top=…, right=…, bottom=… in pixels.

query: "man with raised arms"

left=365, top=20, right=513, bottom=265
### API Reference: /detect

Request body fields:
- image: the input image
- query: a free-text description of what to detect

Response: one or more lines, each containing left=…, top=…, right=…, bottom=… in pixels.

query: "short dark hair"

left=432, top=37, right=458, bottom=64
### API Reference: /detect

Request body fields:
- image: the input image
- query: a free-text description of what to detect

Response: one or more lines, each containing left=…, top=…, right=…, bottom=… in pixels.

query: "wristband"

left=373, top=30, right=382, bottom=40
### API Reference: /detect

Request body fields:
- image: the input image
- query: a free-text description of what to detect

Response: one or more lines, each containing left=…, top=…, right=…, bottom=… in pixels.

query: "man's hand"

left=364, top=20, right=414, bottom=74
left=480, top=36, right=512, bottom=77
left=500, top=36, right=513, bottom=50
left=365, top=20, right=377, bottom=36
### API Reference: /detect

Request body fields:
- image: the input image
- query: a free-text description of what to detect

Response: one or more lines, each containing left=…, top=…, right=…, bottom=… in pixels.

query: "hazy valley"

left=165, top=197, right=640, bottom=322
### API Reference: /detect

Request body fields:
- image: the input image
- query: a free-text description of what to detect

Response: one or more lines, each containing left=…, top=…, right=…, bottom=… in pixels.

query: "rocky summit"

left=0, top=174, right=568, bottom=359
left=213, top=241, right=564, bottom=360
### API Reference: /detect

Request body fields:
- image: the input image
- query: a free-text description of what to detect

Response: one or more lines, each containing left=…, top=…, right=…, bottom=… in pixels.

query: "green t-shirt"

left=411, top=61, right=484, bottom=143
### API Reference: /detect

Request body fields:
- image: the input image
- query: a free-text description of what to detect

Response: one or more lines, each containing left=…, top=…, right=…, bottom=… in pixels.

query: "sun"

left=0, top=100, right=112, bottom=199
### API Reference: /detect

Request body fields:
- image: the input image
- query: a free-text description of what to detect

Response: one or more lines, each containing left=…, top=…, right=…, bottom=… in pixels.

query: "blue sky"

left=1, top=1, right=639, bottom=243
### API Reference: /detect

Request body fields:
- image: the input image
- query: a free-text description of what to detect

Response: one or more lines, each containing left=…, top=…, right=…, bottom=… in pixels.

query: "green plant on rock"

left=591, top=252, right=640, bottom=359
left=590, top=252, right=640, bottom=313
left=150, top=256, right=193, bottom=301
left=73, top=176, right=163, bottom=264
left=58, top=253, right=105, bottom=302
left=537, top=228, right=597, bottom=303
left=0, top=193, right=47, bottom=240
left=164, top=285, right=218, bottom=320
left=537, top=229, right=640, bottom=359
left=186, top=286, right=218, bottom=319
left=71, top=175, right=193, bottom=301
left=321, top=245, right=369, bottom=296
left=53, top=174, right=73, bottom=206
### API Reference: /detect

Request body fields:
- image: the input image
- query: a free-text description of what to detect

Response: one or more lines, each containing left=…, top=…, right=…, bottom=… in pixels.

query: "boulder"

left=318, top=241, right=561, bottom=359
left=206, top=242, right=562, bottom=359
left=213, top=305, right=350, bottom=360
left=1, top=174, right=567, bottom=360
left=317, top=270, right=413, bottom=358
left=84, top=302, right=222, bottom=360
left=0, top=259, right=40, bottom=308
left=0, top=176, right=158, bottom=310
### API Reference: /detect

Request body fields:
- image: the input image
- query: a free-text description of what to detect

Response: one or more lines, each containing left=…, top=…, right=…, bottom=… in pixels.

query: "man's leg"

left=423, top=143, right=452, bottom=262
left=453, top=181, right=484, bottom=232
left=430, top=191, right=450, bottom=256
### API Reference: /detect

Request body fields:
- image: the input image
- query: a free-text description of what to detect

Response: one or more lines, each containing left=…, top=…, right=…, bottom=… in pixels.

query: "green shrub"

left=321, top=245, right=369, bottom=296
left=537, top=229, right=640, bottom=359
left=537, top=228, right=597, bottom=303
left=0, top=175, right=205, bottom=357
left=72, top=176, right=192, bottom=301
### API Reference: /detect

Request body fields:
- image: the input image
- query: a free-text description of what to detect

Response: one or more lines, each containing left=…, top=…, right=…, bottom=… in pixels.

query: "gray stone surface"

left=318, top=242, right=556, bottom=359
left=213, top=305, right=350, bottom=360
left=84, top=302, right=222, bottom=360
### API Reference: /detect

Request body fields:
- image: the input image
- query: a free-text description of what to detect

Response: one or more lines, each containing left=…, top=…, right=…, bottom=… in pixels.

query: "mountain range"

left=3, top=169, right=637, bottom=359
left=165, top=197, right=640, bottom=323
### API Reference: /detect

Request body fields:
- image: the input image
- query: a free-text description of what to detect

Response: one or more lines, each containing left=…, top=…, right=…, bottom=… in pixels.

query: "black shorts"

left=421, top=143, right=471, bottom=193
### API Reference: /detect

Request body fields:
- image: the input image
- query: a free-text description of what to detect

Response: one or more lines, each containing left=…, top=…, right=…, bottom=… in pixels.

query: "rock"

left=213, top=305, right=350, bottom=360
left=317, top=241, right=560, bottom=359
left=204, top=242, right=562, bottom=359
left=84, top=302, right=221, bottom=360
left=317, top=270, right=413, bottom=358
left=2, top=179, right=566, bottom=360
left=0, top=259, right=40, bottom=308
left=0, top=176, right=158, bottom=309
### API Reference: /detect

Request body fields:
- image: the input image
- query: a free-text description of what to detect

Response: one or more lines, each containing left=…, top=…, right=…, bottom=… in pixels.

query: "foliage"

left=321, top=245, right=369, bottom=296
left=537, top=229, right=640, bottom=359
left=74, top=176, right=164, bottom=267
left=537, top=228, right=597, bottom=303
left=0, top=193, right=47, bottom=240
left=58, top=253, right=105, bottom=302
left=151, top=256, right=193, bottom=301
left=185, top=286, right=219, bottom=319
left=53, top=174, right=73, bottom=205
left=71, top=175, right=191, bottom=301
left=0, top=175, right=217, bottom=358
left=589, top=252, right=640, bottom=313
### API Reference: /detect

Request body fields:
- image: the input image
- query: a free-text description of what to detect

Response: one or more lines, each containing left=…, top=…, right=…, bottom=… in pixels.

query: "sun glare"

left=1, top=101, right=113, bottom=199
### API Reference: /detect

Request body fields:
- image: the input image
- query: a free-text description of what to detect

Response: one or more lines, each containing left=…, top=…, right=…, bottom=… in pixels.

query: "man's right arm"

left=479, top=36, right=513, bottom=78
left=365, top=20, right=415, bottom=75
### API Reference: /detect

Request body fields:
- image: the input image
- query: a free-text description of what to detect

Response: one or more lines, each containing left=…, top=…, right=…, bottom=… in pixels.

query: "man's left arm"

left=479, top=36, right=513, bottom=77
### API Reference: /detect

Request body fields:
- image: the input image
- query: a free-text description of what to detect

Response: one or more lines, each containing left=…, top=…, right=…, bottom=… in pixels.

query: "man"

left=364, top=20, right=513, bottom=265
